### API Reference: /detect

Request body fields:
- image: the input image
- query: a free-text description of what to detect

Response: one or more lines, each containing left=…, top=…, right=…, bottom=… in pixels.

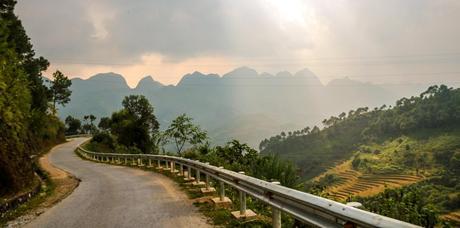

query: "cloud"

left=16, top=0, right=460, bottom=86
left=17, top=0, right=313, bottom=63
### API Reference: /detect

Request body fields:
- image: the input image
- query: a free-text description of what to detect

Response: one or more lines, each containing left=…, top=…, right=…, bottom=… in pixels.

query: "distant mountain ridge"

left=59, top=67, right=429, bottom=147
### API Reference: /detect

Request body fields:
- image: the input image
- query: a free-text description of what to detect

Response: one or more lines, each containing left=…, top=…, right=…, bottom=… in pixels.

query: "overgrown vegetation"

left=353, top=179, right=460, bottom=227
left=0, top=1, right=70, bottom=197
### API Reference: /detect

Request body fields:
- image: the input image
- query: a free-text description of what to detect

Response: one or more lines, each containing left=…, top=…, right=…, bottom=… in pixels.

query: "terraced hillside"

left=315, top=161, right=424, bottom=202
left=442, top=210, right=460, bottom=226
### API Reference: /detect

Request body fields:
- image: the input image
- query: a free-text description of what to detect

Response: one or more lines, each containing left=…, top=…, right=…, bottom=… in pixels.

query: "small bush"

left=91, top=132, right=115, bottom=149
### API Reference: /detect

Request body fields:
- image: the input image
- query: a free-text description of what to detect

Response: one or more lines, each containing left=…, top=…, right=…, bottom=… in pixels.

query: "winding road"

left=26, top=138, right=210, bottom=228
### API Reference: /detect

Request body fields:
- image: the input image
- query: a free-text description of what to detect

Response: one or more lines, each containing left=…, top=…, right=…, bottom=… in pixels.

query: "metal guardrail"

left=65, top=134, right=92, bottom=139
left=76, top=145, right=420, bottom=228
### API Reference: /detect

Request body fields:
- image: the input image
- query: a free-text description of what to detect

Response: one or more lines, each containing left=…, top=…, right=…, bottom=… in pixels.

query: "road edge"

left=4, top=139, right=83, bottom=227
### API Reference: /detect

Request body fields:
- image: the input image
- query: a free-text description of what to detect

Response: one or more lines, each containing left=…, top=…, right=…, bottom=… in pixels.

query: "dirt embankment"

left=5, top=143, right=79, bottom=227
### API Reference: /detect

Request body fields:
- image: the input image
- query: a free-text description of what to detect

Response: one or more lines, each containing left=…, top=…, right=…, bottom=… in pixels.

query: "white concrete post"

left=180, top=164, right=184, bottom=175
left=196, top=169, right=201, bottom=183
left=205, top=174, right=210, bottom=190
left=149, top=159, right=152, bottom=167
left=124, top=157, right=127, bottom=164
left=219, top=181, right=225, bottom=201
left=171, top=161, right=175, bottom=173
left=165, top=160, right=169, bottom=169
left=239, top=191, right=246, bottom=215
left=188, top=166, right=192, bottom=179
left=157, top=159, right=161, bottom=167
left=238, top=171, right=246, bottom=215
left=271, top=181, right=281, bottom=228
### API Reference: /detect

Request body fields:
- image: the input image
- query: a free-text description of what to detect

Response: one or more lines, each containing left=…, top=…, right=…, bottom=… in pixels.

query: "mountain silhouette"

left=58, top=67, right=429, bottom=147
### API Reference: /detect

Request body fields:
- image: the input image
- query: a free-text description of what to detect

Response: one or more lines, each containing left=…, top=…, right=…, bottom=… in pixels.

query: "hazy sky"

left=16, top=0, right=460, bottom=87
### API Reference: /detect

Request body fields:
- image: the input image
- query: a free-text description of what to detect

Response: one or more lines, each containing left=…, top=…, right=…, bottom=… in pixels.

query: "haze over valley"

left=58, top=67, right=434, bottom=148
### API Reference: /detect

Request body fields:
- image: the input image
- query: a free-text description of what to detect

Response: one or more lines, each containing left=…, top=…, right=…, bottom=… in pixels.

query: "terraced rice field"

left=318, top=162, right=424, bottom=201
left=442, top=210, right=460, bottom=225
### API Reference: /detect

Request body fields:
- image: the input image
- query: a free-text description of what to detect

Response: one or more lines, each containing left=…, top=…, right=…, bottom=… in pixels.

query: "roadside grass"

left=0, top=167, right=55, bottom=226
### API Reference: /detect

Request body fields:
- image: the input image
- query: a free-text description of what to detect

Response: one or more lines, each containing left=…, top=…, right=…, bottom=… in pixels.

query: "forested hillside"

left=260, top=85, right=460, bottom=225
left=0, top=1, right=67, bottom=197
left=260, top=85, right=460, bottom=179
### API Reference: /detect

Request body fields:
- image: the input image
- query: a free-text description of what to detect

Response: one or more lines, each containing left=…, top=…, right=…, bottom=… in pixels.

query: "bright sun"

left=265, top=0, right=307, bottom=26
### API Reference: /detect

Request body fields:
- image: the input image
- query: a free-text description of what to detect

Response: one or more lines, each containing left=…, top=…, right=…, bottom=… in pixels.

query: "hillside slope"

left=262, top=85, right=460, bottom=226
left=261, top=85, right=460, bottom=179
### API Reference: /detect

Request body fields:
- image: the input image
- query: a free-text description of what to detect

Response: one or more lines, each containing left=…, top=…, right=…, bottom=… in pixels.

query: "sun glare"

left=265, top=0, right=307, bottom=26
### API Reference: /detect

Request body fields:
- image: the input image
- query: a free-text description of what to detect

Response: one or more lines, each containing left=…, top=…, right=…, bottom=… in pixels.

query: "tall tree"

left=64, top=116, right=81, bottom=135
left=110, top=95, right=160, bottom=153
left=50, top=70, right=71, bottom=113
left=0, top=1, right=66, bottom=195
left=98, top=117, right=112, bottom=131
left=165, top=114, right=207, bottom=155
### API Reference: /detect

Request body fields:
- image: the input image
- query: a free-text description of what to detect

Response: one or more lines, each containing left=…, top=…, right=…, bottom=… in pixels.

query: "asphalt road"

left=26, top=138, right=210, bottom=228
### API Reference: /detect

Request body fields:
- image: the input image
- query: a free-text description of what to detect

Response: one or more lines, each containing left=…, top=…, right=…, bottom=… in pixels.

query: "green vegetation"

left=86, top=94, right=300, bottom=188
left=64, top=116, right=82, bottom=135
left=164, top=114, right=208, bottom=155
left=261, top=85, right=460, bottom=179
left=350, top=131, right=460, bottom=175
left=49, top=70, right=72, bottom=114
left=353, top=179, right=460, bottom=227
left=0, top=1, right=70, bottom=197
left=261, top=85, right=460, bottom=226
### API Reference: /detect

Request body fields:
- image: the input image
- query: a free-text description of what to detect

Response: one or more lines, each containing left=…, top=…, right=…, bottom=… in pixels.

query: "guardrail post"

left=171, top=161, right=176, bottom=173
left=179, top=164, right=184, bottom=176
left=220, top=181, right=225, bottom=200
left=211, top=167, right=231, bottom=205
left=124, top=157, right=127, bottom=164
left=271, top=181, right=281, bottom=228
left=148, top=159, right=152, bottom=167
left=156, top=159, right=161, bottom=169
left=200, top=172, right=216, bottom=194
left=231, top=171, right=256, bottom=219
left=239, top=191, right=246, bottom=215
left=165, top=160, right=170, bottom=170
left=184, top=166, right=195, bottom=182
left=193, top=169, right=205, bottom=186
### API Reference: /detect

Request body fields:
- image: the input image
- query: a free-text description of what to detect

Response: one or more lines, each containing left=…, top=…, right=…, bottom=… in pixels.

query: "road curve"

left=26, top=138, right=210, bottom=228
